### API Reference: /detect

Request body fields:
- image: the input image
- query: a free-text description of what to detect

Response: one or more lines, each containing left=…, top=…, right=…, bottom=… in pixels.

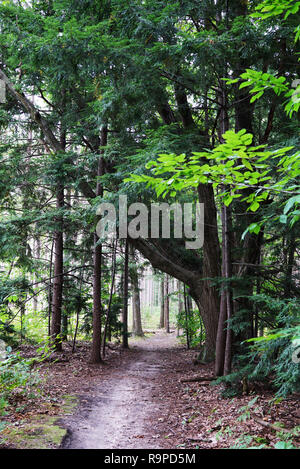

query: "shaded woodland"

left=0, top=0, right=299, bottom=450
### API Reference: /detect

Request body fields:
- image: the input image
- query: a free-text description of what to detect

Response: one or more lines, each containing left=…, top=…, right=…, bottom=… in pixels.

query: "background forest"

left=0, top=0, right=299, bottom=449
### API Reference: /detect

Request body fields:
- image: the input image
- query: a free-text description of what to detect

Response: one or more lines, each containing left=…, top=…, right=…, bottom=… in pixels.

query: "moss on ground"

left=0, top=394, right=78, bottom=449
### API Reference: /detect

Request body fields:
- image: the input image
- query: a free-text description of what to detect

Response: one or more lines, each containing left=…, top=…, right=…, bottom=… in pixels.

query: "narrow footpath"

left=61, top=331, right=181, bottom=449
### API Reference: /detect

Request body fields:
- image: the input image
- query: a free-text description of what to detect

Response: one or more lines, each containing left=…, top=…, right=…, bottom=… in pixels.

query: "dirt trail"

left=61, top=331, right=181, bottom=449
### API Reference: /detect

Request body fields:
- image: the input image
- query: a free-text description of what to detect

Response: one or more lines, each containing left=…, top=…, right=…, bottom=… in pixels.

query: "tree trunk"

left=159, top=275, right=165, bottom=328
left=184, top=284, right=190, bottom=349
left=50, top=184, right=64, bottom=352
left=130, top=245, right=144, bottom=337
left=50, top=113, right=66, bottom=352
left=177, top=280, right=183, bottom=337
left=215, top=71, right=234, bottom=375
left=90, top=126, right=107, bottom=363
left=61, top=307, right=68, bottom=342
left=164, top=275, right=170, bottom=333
left=132, top=286, right=143, bottom=336
left=284, top=231, right=296, bottom=298
left=72, top=275, right=83, bottom=353
left=20, top=302, right=25, bottom=344
left=103, top=239, right=117, bottom=357
left=48, top=237, right=54, bottom=337
left=122, top=240, right=129, bottom=348
left=90, top=233, right=102, bottom=362
left=223, top=204, right=234, bottom=375
left=33, top=236, right=41, bottom=313
left=215, top=267, right=227, bottom=376
left=195, top=184, right=221, bottom=361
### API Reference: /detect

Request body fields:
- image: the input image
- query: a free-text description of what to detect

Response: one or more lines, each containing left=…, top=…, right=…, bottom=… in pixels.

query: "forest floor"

left=1, top=330, right=300, bottom=449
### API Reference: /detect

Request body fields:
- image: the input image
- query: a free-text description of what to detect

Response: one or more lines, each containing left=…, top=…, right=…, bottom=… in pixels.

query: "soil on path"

left=61, top=331, right=182, bottom=449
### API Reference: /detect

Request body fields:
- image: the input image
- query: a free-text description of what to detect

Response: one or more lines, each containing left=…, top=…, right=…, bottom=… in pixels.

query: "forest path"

left=61, top=330, right=181, bottom=449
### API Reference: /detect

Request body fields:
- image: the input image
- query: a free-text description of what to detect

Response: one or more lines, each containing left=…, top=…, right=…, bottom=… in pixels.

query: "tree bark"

left=122, top=240, right=129, bottom=348
left=184, top=284, right=190, bottom=349
left=90, top=233, right=103, bottom=362
left=48, top=237, right=54, bottom=337
left=72, top=274, right=83, bottom=353
left=90, top=126, right=107, bottom=363
left=164, top=275, right=170, bottom=333
left=177, top=280, right=184, bottom=337
left=223, top=204, right=233, bottom=375
left=33, top=236, right=41, bottom=313
left=160, top=275, right=165, bottom=329
left=50, top=184, right=64, bottom=351
left=196, top=184, right=221, bottom=361
left=103, top=238, right=117, bottom=357
left=130, top=245, right=144, bottom=337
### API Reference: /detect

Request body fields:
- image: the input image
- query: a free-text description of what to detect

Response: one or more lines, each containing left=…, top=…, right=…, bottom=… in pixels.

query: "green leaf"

left=283, top=195, right=300, bottom=214
left=224, top=195, right=233, bottom=206
left=279, top=215, right=287, bottom=224
left=249, top=201, right=260, bottom=212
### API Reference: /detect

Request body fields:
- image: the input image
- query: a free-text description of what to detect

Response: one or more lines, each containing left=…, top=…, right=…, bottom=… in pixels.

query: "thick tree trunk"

left=195, top=184, right=221, bottom=361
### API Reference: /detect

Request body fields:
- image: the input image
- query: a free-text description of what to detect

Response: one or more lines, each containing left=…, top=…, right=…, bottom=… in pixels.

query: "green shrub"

left=0, top=352, right=41, bottom=405
left=214, top=296, right=300, bottom=397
